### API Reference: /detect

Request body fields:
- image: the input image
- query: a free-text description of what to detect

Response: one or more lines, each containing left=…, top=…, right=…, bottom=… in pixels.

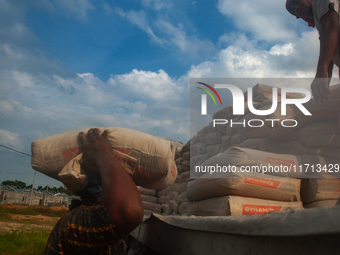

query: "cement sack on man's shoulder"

left=301, top=178, right=340, bottom=204
left=32, top=127, right=177, bottom=193
left=187, top=196, right=304, bottom=216
left=186, top=171, right=301, bottom=202
left=304, top=199, right=338, bottom=208
left=238, top=99, right=340, bottom=139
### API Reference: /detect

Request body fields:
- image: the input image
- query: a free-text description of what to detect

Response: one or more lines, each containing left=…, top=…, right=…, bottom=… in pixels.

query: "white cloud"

left=217, top=0, right=299, bottom=42
left=51, top=0, right=94, bottom=20
left=141, top=0, right=173, bottom=10
left=269, top=43, right=294, bottom=56
left=0, top=129, right=22, bottom=149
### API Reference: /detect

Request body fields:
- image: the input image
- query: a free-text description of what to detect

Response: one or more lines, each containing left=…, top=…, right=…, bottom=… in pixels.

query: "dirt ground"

left=0, top=204, right=67, bottom=232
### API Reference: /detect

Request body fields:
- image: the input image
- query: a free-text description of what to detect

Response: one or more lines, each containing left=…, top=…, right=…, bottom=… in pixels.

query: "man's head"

left=286, top=0, right=313, bottom=19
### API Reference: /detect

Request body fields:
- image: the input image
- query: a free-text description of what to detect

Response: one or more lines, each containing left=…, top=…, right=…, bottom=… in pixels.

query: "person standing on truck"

left=286, top=0, right=340, bottom=102
left=45, top=128, right=144, bottom=254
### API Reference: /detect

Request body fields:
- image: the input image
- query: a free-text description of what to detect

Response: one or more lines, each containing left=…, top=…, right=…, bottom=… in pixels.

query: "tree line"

left=1, top=180, right=72, bottom=196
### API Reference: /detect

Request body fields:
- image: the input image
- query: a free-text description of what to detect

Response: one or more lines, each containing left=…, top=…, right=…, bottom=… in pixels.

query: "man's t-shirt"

left=313, top=0, right=340, bottom=66
left=45, top=202, right=123, bottom=255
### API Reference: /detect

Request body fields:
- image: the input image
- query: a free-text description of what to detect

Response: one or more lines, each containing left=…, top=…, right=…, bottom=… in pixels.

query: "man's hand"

left=79, top=128, right=112, bottom=173
left=311, top=76, right=331, bottom=103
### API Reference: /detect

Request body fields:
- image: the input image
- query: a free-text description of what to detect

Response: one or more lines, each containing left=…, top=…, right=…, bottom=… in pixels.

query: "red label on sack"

left=262, top=157, right=295, bottom=166
left=62, top=147, right=82, bottom=163
left=242, top=204, right=282, bottom=215
left=244, top=175, right=281, bottom=189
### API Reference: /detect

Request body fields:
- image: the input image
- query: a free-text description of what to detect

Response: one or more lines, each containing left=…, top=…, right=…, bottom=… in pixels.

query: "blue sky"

left=0, top=0, right=330, bottom=187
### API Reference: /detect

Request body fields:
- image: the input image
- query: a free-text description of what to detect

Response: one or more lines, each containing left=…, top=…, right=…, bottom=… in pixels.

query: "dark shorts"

left=45, top=202, right=123, bottom=255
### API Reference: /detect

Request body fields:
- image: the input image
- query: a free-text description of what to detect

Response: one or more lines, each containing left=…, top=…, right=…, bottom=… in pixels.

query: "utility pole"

left=29, top=172, right=36, bottom=206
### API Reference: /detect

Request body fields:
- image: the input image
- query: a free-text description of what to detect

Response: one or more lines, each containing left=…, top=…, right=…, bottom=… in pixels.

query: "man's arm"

left=79, top=129, right=143, bottom=236
left=311, top=7, right=338, bottom=102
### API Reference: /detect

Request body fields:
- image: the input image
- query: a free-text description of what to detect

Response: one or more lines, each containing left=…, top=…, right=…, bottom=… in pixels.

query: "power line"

left=0, top=144, right=31, bottom=157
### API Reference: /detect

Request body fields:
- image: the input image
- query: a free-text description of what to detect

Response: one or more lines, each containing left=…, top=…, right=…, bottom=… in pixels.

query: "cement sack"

left=206, top=144, right=225, bottom=158
left=190, top=154, right=208, bottom=167
left=221, top=135, right=231, bottom=149
left=301, top=178, right=340, bottom=204
left=200, top=147, right=340, bottom=178
left=138, top=186, right=157, bottom=196
left=203, top=122, right=217, bottom=134
left=141, top=194, right=158, bottom=204
left=142, top=201, right=162, bottom=213
left=205, top=131, right=223, bottom=145
left=177, top=165, right=186, bottom=174
left=229, top=133, right=247, bottom=146
left=213, top=101, right=266, bottom=120
left=178, top=171, right=190, bottom=183
left=179, top=201, right=188, bottom=213
left=171, top=182, right=187, bottom=193
left=170, top=191, right=179, bottom=200
left=237, top=138, right=265, bottom=150
left=183, top=151, right=190, bottom=160
left=253, top=92, right=281, bottom=103
left=191, top=133, right=205, bottom=145
left=304, top=199, right=338, bottom=208
left=169, top=199, right=179, bottom=214
left=158, top=187, right=172, bottom=197
left=181, top=160, right=190, bottom=171
left=238, top=99, right=340, bottom=139
left=32, top=127, right=177, bottom=193
left=279, top=121, right=340, bottom=147
left=180, top=141, right=190, bottom=154
left=187, top=196, right=304, bottom=216
left=177, top=191, right=189, bottom=204
left=158, top=195, right=171, bottom=204
left=191, top=143, right=206, bottom=157
left=260, top=140, right=340, bottom=160
left=162, top=204, right=173, bottom=215
left=175, top=157, right=184, bottom=165
left=186, top=171, right=301, bottom=202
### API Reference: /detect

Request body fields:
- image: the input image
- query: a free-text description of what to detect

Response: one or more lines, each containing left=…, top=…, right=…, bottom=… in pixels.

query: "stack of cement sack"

left=31, top=127, right=180, bottom=194
left=157, top=143, right=190, bottom=216
left=138, top=186, right=162, bottom=220
left=187, top=83, right=340, bottom=215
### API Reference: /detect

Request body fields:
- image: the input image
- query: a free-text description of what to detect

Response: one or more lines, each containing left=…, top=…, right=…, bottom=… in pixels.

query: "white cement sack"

left=301, top=178, right=340, bottom=204
left=142, top=201, right=162, bottom=213
left=204, top=122, right=217, bottom=134
left=190, top=143, right=206, bottom=157
left=186, top=171, right=301, bottom=202
left=261, top=140, right=340, bottom=160
left=190, top=154, right=208, bottom=167
left=169, top=199, right=179, bottom=213
left=181, top=160, right=190, bottom=171
left=229, top=133, right=246, bottom=146
left=175, top=157, right=184, bottom=165
left=221, top=135, right=231, bottom=149
left=183, top=151, right=190, bottom=160
left=199, top=147, right=340, bottom=178
left=141, top=194, right=158, bottom=203
left=253, top=93, right=281, bottom=103
left=279, top=121, right=340, bottom=147
left=237, top=138, right=265, bottom=150
left=178, top=171, right=190, bottom=183
left=138, top=186, right=157, bottom=196
left=158, top=195, right=171, bottom=204
left=250, top=84, right=304, bottom=99
left=206, top=144, right=225, bottom=158
left=304, top=199, right=338, bottom=208
left=177, top=191, right=189, bottom=204
left=191, top=133, right=205, bottom=145
left=32, top=127, right=177, bottom=193
left=162, top=204, right=173, bottom=215
left=179, top=201, right=188, bottom=213
left=238, top=99, right=340, bottom=139
left=187, top=196, right=304, bottom=216
left=172, top=182, right=187, bottom=193
left=158, top=186, right=171, bottom=197
left=170, top=191, right=179, bottom=200
left=205, top=131, right=223, bottom=145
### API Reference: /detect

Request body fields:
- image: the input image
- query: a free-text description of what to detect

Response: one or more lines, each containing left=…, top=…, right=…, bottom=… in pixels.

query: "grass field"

left=0, top=204, right=68, bottom=255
